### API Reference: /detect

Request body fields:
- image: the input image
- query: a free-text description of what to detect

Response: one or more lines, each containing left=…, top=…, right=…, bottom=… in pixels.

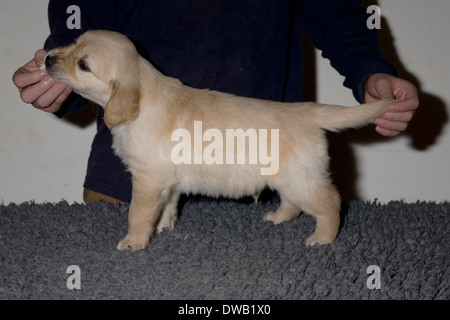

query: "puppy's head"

left=45, top=30, right=141, bottom=128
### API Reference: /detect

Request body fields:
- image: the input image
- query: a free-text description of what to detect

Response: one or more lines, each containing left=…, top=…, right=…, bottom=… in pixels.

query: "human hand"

left=364, top=73, right=419, bottom=137
left=12, top=49, right=73, bottom=113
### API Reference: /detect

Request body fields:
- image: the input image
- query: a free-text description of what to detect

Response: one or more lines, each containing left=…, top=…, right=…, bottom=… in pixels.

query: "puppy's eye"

left=78, top=59, right=90, bottom=72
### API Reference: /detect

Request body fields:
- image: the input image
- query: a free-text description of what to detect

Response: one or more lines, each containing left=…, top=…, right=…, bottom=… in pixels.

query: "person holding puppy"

left=13, top=0, right=419, bottom=205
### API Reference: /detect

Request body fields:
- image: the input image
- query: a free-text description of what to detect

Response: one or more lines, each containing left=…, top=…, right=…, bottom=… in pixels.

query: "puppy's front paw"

left=117, top=234, right=149, bottom=252
left=305, top=233, right=335, bottom=247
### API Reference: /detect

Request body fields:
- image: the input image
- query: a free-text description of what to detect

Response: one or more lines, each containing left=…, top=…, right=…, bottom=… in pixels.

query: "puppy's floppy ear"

left=104, top=77, right=141, bottom=129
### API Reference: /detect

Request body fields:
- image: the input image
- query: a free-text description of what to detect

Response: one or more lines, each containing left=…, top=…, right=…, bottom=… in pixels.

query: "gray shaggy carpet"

left=0, top=196, right=448, bottom=300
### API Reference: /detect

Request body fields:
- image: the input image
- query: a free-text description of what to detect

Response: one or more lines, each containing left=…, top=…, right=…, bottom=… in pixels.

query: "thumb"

left=34, top=49, right=48, bottom=69
left=365, top=73, right=395, bottom=102
left=374, top=77, right=395, bottom=100
left=378, top=86, right=395, bottom=101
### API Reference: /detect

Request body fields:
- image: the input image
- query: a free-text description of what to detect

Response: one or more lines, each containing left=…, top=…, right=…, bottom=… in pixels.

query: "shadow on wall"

left=304, top=2, right=448, bottom=201
left=376, top=15, right=448, bottom=151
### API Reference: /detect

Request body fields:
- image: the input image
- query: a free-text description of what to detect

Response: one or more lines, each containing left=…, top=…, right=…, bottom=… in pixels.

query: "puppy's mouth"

left=44, top=53, right=67, bottom=83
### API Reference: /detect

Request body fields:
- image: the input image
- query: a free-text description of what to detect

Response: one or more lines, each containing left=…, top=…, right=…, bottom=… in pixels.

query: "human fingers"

left=374, top=101, right=417, bottom=137
left=375, top=114, right=412, bottom=137
left=365, top=73, right=419, bottom=137
left=12, top=63, right=47, bottom=90
left=12, top=49, right=48, bottom=89
left=374, top=107, right=416, bottom=137
left=32, top=83, right=73, bottom=113
left=18, top=74, right=56, bottom=104
left=388, top=87, right=419, bottom=114
left=374, top=125, right=400, bottom=137
left=375, top=80, right=419, bottom=136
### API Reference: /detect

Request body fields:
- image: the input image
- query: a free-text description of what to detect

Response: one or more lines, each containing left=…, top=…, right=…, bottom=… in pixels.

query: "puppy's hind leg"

left=263, top=195, right=301, bottom=225
left=274, top=180, right=341, bottom=246
left=301, top=184, right=341, bottom=247
left=156, top=190, right=180, bottom=234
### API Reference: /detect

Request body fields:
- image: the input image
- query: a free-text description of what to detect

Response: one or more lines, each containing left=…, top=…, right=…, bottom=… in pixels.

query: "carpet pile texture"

left=0, top=197, right=448, bottom=299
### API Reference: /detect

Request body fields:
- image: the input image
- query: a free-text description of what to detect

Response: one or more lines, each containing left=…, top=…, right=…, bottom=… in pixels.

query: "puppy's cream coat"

left=45, top=30, right=394, bottom=252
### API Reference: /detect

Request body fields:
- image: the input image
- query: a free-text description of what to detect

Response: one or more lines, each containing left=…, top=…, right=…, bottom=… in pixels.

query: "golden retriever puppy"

left=45, top=30, right=394, bottom=252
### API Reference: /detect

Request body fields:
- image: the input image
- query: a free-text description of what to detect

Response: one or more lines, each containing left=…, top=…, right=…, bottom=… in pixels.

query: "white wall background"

left=1, top=0, right=449, bottom=204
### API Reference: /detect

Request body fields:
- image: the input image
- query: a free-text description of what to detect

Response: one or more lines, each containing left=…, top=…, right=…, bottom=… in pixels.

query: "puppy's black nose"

left=45, top=54, right=55, bottom=68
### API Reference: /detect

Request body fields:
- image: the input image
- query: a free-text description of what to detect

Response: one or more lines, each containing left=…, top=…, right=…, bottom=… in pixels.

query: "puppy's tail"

left=308, top=99, right=396, bottom=132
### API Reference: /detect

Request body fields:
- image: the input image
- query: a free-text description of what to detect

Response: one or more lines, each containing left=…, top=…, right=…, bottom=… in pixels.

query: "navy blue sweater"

left=44, top=0, right=397, bottom=202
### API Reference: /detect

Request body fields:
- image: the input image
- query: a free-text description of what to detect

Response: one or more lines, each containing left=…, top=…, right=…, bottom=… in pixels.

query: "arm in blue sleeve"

left=301, top=0, right=398, bottom=103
